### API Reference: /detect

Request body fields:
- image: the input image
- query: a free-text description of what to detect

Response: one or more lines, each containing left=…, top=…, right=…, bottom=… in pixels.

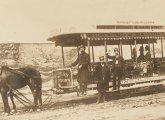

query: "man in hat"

left=144, top=45, right=152, bottom=76
left=144, top=45, right=151, bottom=62
left=132, top=48, right=137, bottom=62
left=71, top=45, right=90, bottom=95
left=94, top=56, right=110, bottom=103
left=137, top=46, right=145, bottom=63
left=107, top=48, right=124, bottom=90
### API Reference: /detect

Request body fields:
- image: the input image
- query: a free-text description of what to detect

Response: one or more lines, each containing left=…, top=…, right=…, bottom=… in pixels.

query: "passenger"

left=144, top=45, right=152, bottom=76
left=132, top=48, right=137, bottom=62
left=70, top=45, right=90, bottom=96
left=144, top=45, right=151, bottom=62
left=137, top=46, right=145, bottom=63
left=107, top=48, right=125, bottom=90
left=94, top=56, right=110, bottom=103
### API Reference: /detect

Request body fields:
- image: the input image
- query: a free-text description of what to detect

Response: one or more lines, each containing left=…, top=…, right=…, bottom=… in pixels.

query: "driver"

left=70, top=45, right=90, bottom=95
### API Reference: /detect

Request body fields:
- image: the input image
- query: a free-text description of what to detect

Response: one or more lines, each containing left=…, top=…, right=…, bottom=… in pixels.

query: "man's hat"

left=99, top=56, right=104, bottom=61
left=78, top=45, right=85, bottom=50
left=139, top=46, right=144, bottom=51
left=114, top=48, right=119, bottom=52
left=145, top=45, right=150, bottom=51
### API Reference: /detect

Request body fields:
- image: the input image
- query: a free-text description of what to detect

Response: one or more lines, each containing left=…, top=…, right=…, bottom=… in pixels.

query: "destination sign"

left=96, top=25, right=164, bottom=30
left=116, top=21, right=155, bottom=25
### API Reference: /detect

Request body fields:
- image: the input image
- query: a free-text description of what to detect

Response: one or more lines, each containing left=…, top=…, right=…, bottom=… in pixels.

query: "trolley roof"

left=48, top=32, right=165, bottom=47
left=48, top=25, right=165, bottom=46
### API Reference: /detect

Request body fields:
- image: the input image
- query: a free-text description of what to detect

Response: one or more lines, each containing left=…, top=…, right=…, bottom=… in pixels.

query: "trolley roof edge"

left=47, top=32, right=165, bottom=46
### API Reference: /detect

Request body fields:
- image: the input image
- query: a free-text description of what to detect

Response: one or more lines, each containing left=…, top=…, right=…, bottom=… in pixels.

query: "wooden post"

left=87, top=39, right=91, bottom=72
left=118, top=45, right=121, bottom=56
left=61, top=46, right=65, bottom=67
left=87, top=40, right=91, bottom=64
left=148, top=40, right=150, bottom=53
left=104, top=41, right=108, bottom=65
left=161, top=38, right=164, bottom=59
left=87, top=40, right=90, bottom=55
left=130, top=45, right=133, bottom=58
left=92, top=45, right=95, bottom=68
left=120, top=40, right=123, bottom=57
left=152, top=43, right=155, bottom=59
left=135, top=40, right=137, bottom=63
left=91, top=45, right=95, bottom=83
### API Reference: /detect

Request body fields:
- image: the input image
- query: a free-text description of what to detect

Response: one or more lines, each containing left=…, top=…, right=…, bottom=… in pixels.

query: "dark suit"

left=71, top=51, right=90, bottom=94
left=94, top=63, right=110, bottom=103
left=107, top=55, right=124, bottom=90
left=145, top=52, right=151, bottom=62
left=138, top=54, right=145, bottom=62
left=144, top=51, right=152, bottom=76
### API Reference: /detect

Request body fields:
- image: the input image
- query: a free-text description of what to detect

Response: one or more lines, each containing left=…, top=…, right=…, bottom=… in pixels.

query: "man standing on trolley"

left=107, top=48, right=125, bottom=90
left=94, top=56, right=110, bottom=103
left=71, top=45, right=90, bottom=95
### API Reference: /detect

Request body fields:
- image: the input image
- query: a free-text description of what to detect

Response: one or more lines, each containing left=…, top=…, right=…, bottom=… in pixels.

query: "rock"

left=37, top=108, right=41, bottom=112
left=1, top=112, right=5, bottom=116
left=4, top=113, right=9, bottom=116
left=29, top=109, right=33, bottom=112
left=10, top=109, right=17, bottom=114
left=148, top=101, right=154, bottom=105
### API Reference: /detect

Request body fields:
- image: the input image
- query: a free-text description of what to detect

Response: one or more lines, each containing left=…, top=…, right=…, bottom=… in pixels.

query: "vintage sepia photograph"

left=1, top=0, right=165, bottom=120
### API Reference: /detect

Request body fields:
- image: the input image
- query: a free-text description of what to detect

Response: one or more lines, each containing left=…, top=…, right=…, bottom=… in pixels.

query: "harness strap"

left=5, top=80, right=35, bottom=107
left=12, top=70, right=30, bottom=78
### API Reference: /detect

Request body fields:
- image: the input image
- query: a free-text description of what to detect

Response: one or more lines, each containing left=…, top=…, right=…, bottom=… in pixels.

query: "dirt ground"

left=1, top=90, right=165, bottom=120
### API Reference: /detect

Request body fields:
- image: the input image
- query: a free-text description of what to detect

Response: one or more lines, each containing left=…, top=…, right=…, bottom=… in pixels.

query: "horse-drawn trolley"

left=48, top=24, right=165, bottom=93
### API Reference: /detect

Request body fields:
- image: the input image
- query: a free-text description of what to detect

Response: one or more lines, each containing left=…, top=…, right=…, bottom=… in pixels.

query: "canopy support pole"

left=87, top=40, right=90, bottom=55
left=152, top=43, right=155, bottom=59
left=130, top=45, right=133, bottom=58
left=61, top=46, right=65, bottom=68
left=161, top=38, right=164, bottom=60
left=104, top=41, right=108, bottom=65
left=118, top=45, right=121, bottom=56
left=87, top=40, right=91, bottom=76
left=91, top=45, right=95, bottom=83
left=148, top=40, right=150, bottom=53
left=92, top=45, right=95, bottom=69
left=135, top=40, right=137, bottom=63
left=120, top=40, right=123, bottom=57
left=92, top=46, right=95, bottom=64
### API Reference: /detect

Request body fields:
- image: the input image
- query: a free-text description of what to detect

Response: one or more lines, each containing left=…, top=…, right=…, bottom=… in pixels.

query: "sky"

left=0, top=0, right=165, bottom=43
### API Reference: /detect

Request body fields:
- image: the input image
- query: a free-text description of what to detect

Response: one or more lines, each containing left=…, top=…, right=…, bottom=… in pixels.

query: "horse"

left=0, top=66, right=42, bottom=115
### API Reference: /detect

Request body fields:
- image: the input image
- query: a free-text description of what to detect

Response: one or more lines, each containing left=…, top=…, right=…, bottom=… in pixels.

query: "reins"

left=5, top=80, right=35, bottom=108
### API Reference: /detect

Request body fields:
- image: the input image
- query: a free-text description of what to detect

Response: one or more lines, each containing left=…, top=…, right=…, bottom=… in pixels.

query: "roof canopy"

left=48, top=32, right=165, bottom=47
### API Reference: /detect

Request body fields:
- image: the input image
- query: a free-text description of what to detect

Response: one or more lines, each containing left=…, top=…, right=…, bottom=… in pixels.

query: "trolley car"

left=48, top=25, right=165, bottom=93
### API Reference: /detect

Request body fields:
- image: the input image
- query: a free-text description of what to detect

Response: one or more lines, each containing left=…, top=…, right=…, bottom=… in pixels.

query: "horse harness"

left=1, top=68, right=39, bottom=107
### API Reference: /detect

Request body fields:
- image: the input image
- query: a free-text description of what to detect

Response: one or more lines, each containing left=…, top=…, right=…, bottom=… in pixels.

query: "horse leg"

left=33, top=79, right=42, bottom=107
left=0, top=87, right=10, bottom=114
left=34, top=82, right=42, bottom=106
left=28, top=75, right=42, bottom=110
left=33, top=88, right=38, bottom=106
left=9, top=91, right=17, bottom=113
left=28, top=84, right=38, bottom=109
left=37, top=87, right=42, bottom=106
left=38, top=94, right=42, bottom=106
